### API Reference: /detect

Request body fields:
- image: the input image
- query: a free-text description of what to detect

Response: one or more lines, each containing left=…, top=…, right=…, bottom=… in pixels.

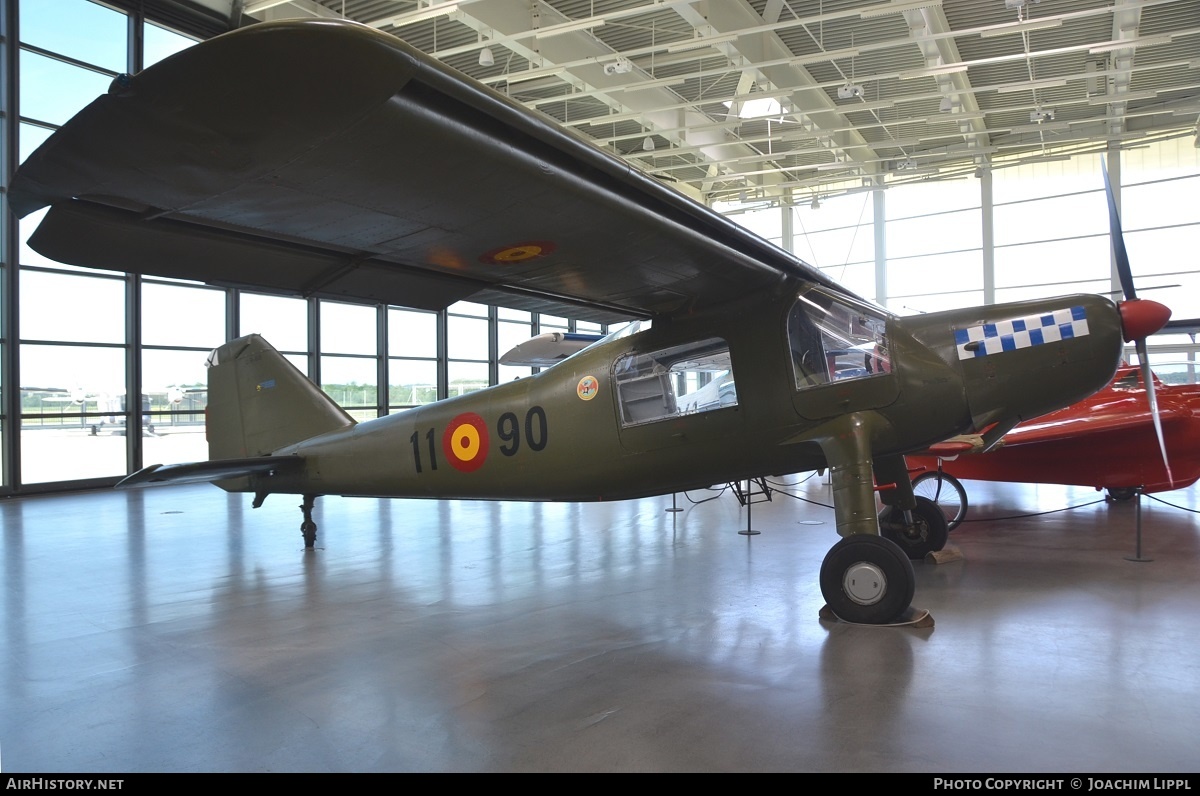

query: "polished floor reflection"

left=2, top=476, right=1199, bottom=773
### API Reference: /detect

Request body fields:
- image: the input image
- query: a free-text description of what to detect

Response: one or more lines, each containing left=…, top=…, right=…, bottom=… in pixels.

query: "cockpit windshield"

left=788, top=287, right=892, bottom=390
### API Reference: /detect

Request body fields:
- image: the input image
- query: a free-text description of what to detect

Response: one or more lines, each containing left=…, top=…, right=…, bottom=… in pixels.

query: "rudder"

left=206, top=334, right=355, bottom=460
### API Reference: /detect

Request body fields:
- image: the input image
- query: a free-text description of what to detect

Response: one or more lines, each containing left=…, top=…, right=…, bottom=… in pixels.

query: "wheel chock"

left=819, top=604, right=934, bottom=628
left=925, top=546, right=964, bottom=565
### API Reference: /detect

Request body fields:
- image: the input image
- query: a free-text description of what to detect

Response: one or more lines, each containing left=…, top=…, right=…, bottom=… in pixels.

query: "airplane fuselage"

left=253, top=285, right=1123, bottom=511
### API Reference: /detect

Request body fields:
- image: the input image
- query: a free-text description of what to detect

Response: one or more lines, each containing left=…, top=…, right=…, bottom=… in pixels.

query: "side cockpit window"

left=789, top=287, right=891, bottom=391
left=615, top=338, right=737, bottom=427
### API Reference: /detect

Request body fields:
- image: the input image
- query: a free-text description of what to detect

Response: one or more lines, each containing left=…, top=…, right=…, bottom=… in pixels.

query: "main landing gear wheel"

left=878, top=496, right=949, bottom=560
left=820, top=535, right=915, bottom=625
left=911, top=471, right=968, bottom=531
left=1107, top=486, right=1138, bottom=502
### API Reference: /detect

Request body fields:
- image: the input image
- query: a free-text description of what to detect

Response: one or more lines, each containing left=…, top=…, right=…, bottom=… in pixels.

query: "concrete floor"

left=2, top=475, right=1198, bottom=773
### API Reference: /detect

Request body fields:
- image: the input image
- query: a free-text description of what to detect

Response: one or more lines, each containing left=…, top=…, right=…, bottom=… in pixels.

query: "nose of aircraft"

left=1119, top=298, right=1172, bottom=342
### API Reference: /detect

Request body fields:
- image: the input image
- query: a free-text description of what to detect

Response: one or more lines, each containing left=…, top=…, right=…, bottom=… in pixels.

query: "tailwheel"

left=878, top=496, right=949, bottom=560
left=820, top=535, right=915, bottom=624
left=300, top=494, right=318, bottom=549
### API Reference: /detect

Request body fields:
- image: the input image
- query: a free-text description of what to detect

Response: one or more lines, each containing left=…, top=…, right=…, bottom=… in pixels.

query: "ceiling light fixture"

left=1009, top=120, right=1069, bottom=133
left=979, top=17, right=1062, bottom=38
left=665, top=33, right=740, bottom=53
left=478, top=47, right=495, bottom=67
left=1087, top=89, right=1159, bottom=104
left=793, top=46, right=861, bottom=66
left=996, top=78, right=1068, bottom=93
left=844, top=98, right=896, bottom=112
left=899, top=63, right=969, bottom=80
left=622, top=77, right=688, bottom=93
left=642, top=136, right=656, bottom=152
left=535, top=18, right=606, bottom=39
left=500, top=66, right=568, bottom=84
left=858, top=0, right=943, bottom=19
left=371, top=0, right=462, bottom=28
left=1088, top=35, right=1173, bottom=55
left=939, top=96, right=955, bottom=112
left=1018, top=154, right=1073, bottom=165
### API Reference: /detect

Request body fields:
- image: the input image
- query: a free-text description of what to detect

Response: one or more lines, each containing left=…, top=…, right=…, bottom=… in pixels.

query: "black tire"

left=301, top=520, right=317, bottom=548
left=1107, top=487, right=1138, bottom=501
left=912, top=471, right=968, bottom=531
left=878, top=496, right=950, bottom=560
left=820, top=535, right=915, bottom=624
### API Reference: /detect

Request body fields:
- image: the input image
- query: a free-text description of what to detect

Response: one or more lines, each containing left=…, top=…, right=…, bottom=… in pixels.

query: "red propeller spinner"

left=1119, top=298, right=1172, bottom=343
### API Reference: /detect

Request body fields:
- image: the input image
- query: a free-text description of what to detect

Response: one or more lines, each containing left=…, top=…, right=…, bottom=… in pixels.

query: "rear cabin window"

left=614, top=338, right=737, bottom=427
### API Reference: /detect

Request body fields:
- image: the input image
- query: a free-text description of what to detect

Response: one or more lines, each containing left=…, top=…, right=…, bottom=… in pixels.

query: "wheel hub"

left=842, top=561, right=886, bottom=605
left=903, top=521, right=928, bottom=542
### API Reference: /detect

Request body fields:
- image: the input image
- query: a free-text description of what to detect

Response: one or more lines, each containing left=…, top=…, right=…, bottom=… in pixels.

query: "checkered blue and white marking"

left=954, top=305, right=1089, bottom=360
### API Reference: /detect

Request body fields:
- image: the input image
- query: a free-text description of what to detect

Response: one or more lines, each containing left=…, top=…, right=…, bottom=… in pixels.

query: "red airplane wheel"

left=820, top=534, right=915, bottom=625
left=878, top=496, right=949, bottom=560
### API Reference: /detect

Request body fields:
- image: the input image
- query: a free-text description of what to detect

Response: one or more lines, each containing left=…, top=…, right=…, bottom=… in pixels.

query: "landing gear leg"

left=300, top=494, right=318, bottom=549
left=819, top=412, right=886, bottom=539
left=813, top=412, right=917, bottom=624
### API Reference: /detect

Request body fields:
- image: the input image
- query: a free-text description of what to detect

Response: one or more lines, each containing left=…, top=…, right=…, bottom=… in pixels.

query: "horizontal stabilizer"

left=117, top=456, right=303, bottom=488
left=499, top=332, right=604, bottom=366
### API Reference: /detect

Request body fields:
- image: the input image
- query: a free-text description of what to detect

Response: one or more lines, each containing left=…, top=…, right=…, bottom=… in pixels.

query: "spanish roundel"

left=443, top=412, right=489, bottom=472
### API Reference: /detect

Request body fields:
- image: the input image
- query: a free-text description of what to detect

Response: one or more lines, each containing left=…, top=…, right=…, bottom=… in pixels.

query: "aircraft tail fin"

left=206, top=334, right=355, bottom=460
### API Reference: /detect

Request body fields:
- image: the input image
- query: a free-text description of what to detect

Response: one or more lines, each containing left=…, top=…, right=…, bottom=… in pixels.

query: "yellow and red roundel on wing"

left=443, top=412, right=489, bottom=472
left=479, top=241, right=557, bottom=264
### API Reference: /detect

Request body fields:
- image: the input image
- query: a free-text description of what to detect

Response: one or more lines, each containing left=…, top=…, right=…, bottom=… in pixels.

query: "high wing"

left=11, top=19, right=851, bottom=325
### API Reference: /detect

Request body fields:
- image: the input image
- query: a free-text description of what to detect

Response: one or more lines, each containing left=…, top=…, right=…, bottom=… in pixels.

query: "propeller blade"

left=1102, top=159, right=1137, bottom=302
left=1136, top=339, right=1175, bottom=488
left=1105, top=160, right=1174, bottom=488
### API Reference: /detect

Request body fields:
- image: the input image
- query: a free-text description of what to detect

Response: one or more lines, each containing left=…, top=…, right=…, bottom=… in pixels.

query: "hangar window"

left=614, top=338, right=737, bottom=427
left=388, top=307, right=439, bottom=412
left=789, top=287, right=891, bottom=390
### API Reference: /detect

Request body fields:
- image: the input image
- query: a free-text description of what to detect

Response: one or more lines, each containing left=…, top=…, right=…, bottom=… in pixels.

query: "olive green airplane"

left=10, top=19, right=1172, bottom=625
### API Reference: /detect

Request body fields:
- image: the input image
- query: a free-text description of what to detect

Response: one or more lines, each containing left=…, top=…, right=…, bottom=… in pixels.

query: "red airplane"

left=906, top=360, right=1200, bottom=527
